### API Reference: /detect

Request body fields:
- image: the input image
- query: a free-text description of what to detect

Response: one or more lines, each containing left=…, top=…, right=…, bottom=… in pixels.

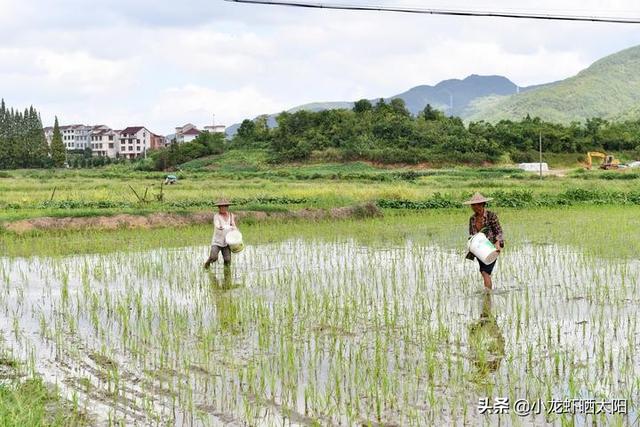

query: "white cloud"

left=36, top=51, right=134, bottom=94
left=146, top=28, right=275, bottom=75
left=0, top=47, right=135, bottom=101
left=150, top=85, right=284, bottom=131
left=1, top=0, right=640, bottom=132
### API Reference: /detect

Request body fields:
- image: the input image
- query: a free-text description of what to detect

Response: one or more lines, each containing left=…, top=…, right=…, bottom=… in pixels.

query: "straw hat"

left=463, top=192, right=493, bottom=205
left=215, top=199, right=233, bottom=206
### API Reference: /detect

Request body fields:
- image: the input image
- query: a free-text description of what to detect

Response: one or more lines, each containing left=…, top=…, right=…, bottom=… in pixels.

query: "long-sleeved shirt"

left=211, top=213, right=236, bottom=247
left=466, top=210, right=504, bottom=260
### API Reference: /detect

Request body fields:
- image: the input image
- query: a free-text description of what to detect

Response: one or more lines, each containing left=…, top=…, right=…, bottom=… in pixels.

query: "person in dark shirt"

left=464, top=193, right=504, bottom=290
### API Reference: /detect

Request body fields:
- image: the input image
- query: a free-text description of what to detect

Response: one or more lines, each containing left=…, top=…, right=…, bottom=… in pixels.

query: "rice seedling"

left=0, top=206, right=638, bottom=424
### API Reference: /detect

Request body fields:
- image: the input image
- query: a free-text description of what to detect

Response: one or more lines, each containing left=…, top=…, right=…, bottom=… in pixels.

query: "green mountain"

left=390, top=74, right=525, bottom=116
left=467, top=45, right=640, bottom=123
left=227, top=75, right=525, bottom=135
left=226, top=44, right=640, bottom=135
left=290, top=75, right=525, bottom=117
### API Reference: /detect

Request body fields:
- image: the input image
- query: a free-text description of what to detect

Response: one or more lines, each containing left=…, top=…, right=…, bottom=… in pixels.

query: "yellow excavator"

left=586, top=152, right=620, bottom=170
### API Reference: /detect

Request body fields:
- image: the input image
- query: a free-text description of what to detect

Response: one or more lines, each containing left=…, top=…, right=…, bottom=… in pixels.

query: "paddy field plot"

left=0, top=208, right=638, bottom=426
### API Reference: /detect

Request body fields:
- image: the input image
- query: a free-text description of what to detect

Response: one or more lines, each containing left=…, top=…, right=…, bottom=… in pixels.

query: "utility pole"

left=539, top=132, right=543, bottom=179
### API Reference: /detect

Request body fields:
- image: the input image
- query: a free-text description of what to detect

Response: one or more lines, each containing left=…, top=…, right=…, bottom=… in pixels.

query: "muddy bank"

left=4, top=202, right=382, bottom=234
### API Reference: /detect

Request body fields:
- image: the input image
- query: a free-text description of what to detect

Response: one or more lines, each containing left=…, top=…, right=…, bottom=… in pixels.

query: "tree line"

left=231, top=99, right=640, bottom=164
left=0, top=99, right=50, bottom=168
left=4, top=96, right=640, bottom=170
left=147, top=131, right=225, bottom=171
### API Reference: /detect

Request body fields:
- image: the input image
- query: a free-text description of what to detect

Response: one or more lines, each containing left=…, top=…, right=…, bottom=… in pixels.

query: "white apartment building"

left=44, top=124, right=92, bottom=150
left=64, top=125, right=92, bottom=150
left=119, top=126, right=151, bottom=159
left=45, top=123, right=161, bottom=159
left=91, top=128, right=120, bottom=158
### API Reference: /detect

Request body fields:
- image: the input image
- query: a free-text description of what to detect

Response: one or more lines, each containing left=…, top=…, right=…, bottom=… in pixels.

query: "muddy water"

left=0, top=238, right=638, bottom=426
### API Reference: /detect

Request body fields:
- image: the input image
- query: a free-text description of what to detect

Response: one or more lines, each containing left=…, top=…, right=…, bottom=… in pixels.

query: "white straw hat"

left=462, top=192, right=493, bottom=205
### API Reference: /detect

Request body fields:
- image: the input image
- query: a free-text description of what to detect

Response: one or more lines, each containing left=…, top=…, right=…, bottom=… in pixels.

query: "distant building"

left=204, top=124, right=226, bottom=134
left=174, top=123, right=201, bottom=144
left=172, top=120, right=227, bottom=144
left=43, top=124, right=94, bottom=151
left=518, top=163, right=549, bottom=172
left=43, top=127, right=53, bottom=145
left=150, top=133, right=166, bottom=150
left=45, top=122, right=161, bottom=159
left=119, top=126, right=152, bottom=159
left=204, top=115, right=226, bottom=135
left=91, top=127, right=120, bottom=158
left=44, top=124, right=118, bottom=158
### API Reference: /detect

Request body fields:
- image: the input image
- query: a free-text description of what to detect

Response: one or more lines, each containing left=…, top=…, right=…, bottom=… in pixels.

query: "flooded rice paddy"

left=1, top=228, right=638, bottom=426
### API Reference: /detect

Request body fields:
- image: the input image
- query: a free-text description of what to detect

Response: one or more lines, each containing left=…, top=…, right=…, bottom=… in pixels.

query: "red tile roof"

left=120, top=126, right=145, bottom=134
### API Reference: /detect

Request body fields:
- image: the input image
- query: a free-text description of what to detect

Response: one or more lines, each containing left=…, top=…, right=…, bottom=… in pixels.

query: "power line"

left=224, top=0, right=640, bottom=24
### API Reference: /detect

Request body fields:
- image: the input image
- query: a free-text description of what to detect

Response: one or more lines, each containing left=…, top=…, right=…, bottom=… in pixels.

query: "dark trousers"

left=210, top=245, right=231, bottom=264
left=478, top=259, right=496, bottom=275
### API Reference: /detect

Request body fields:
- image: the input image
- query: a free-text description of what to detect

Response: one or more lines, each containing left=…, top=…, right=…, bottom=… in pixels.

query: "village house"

left=44, top=124, right=93, bottom=151
left=168, top=120, right=226, bottom=145
left=174, top=123, right=201, bottom=144
left=118, top=126, right=152, bottom=159
left=44, top=112, right=227, bottom=155
left=150, top=133, right=167, bottom=150
left=90, top=127, right=120, bottom=158
left=204, top=124, right=227, bottom=134
left=46, top=123, right=162, bottom=159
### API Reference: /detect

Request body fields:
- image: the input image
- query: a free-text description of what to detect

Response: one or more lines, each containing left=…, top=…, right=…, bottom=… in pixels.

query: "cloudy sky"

left=1, top=0, right=640, bottom=134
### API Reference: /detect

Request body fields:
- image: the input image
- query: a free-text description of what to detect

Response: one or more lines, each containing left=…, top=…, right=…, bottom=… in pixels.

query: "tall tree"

left=0, top=100, right=50, bottom=169
left=50, top=116, right=66, bottom=167
left=353, top=99, right=373, bottom=114
left=236, top=119, right=256, bottom=139
left=422, top=104, right=444, bottom=121
left=22, top=106, right=48, bottom=167
left=0, top=99, right=8, bottom=168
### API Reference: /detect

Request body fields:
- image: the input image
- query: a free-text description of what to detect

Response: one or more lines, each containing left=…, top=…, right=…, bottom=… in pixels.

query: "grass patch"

left=0, top=378, right=88, bottom=426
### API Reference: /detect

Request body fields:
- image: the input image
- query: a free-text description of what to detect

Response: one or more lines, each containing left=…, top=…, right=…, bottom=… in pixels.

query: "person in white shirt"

left=204, top=199, right=238, bottom=269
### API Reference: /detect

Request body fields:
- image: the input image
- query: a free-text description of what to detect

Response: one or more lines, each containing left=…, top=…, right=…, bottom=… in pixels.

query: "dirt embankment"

left=4, top=203, right=382, bottom=234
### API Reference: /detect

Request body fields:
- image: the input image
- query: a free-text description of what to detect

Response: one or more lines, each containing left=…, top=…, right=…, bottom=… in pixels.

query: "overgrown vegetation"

left=377, top=187, right=640, bottom=209
left=229, top=100, right=640, bottom=166
left=146, top=131, right=225, bottom=171
left=4, top=166, right=640, bottom=223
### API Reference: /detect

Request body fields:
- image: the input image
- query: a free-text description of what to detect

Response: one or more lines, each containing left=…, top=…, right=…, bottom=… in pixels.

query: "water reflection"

left=207, top=264, right=235, bottom=290
left=469, top=293, right=505, bottom=378
left=207, top=265, right=243, bottom=334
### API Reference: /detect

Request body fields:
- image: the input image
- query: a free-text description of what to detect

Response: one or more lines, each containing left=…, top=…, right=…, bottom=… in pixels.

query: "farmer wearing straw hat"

left=464, top=192, right=504, bottom=290
left=204, top=199, right=238, bottom=269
